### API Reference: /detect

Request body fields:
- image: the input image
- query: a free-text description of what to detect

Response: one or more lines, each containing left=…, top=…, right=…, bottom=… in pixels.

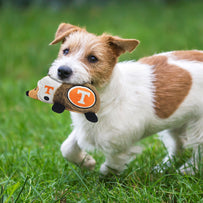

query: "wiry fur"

left=49, top=23, right=203, bottom=175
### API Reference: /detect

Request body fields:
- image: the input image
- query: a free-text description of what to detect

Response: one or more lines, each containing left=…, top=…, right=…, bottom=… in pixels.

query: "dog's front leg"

left=60, top=130, right=96, bottom=170
left=100, top=153, right=129, bottom=175
left=100, top=146, right=139, bottom=175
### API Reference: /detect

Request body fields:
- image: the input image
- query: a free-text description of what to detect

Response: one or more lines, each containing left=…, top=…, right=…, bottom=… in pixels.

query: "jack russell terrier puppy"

left=48, top=23, right=203, bottom=175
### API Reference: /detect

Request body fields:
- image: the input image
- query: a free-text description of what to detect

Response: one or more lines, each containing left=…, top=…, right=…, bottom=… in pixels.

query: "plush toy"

left=26, top=76, right=100, bottom=123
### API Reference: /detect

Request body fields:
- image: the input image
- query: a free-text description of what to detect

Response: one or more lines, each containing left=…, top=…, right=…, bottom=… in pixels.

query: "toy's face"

left=26, top=76, right=101, bottom=122
left=27, top=76, right=61, bottom=104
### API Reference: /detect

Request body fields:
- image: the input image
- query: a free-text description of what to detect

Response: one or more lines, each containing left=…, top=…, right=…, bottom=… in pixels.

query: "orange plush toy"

left=26, top=76, right=100, bottom=122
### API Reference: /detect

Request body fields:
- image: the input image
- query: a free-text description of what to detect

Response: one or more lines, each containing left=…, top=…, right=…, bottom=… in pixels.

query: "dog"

left=48, top=23, right=203, bottom=175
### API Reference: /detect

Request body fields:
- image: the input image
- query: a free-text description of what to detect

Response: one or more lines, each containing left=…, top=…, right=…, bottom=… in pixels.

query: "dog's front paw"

left=100, top=163, right=120, bottom=176
left=80, top=153, right=96, bottom=170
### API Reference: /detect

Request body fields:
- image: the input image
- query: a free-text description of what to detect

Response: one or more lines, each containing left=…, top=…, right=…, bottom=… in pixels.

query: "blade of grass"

left=26, top=180, right=44, bottom=202
left=68, top=164, right=89, bottom=192
left=14, top=176, right=29, bottom=203
left=4, top=182, right=20, bottom=203
left=0, top=186, right=4, bottom=203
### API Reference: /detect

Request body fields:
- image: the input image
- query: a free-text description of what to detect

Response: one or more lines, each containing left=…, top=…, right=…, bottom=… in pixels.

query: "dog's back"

left=138, top=50, right=203, bottom=141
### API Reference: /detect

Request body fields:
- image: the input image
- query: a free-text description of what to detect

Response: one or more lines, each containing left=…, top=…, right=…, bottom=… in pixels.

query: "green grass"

left=0, top=1, right=203, bottom=202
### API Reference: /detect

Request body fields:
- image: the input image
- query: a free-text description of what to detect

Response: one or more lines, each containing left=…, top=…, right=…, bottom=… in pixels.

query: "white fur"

left=54, top=51, right=203, bottom=175
left=49, top=56, right=91, bottom=84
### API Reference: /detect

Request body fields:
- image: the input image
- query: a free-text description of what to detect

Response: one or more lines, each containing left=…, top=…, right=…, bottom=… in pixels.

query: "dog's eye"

left=88, top=55, right=98, bottom=63
left=63, top=48, right=70, bottom=56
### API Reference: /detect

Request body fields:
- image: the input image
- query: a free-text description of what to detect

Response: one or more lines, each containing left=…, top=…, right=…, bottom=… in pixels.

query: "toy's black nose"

left=58, top=66, right=72, bottom=79
left=26, top=91, right=29, bottom=96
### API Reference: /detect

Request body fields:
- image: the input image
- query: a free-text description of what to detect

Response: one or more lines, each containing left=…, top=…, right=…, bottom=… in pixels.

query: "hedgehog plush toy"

left=26, top=76, right=100, bottom=122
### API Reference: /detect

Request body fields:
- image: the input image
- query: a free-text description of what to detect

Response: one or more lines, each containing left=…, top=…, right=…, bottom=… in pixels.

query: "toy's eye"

left=44, top=96, right=49, bottom=101
left=88, top=55, right=98, bottom=63
left=63, top=48, right=70, bottom=56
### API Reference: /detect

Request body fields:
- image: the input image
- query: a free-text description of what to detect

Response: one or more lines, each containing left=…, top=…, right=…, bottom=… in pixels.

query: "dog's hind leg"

left=155, top=126, right=186, bottom=172
left=178, top=118, right=203, bottom=174
left=61, top=130, right=96, bottom=170
left=179, top=144, right=203, bottom=175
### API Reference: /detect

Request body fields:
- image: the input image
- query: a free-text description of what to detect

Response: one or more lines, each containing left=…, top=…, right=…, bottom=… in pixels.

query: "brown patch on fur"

left=49, top=23, right=85, bottom=45
left=173, top=50, right=203, bottom=62
left=139, top=55, right=192, bottom=118
left=83, top=34, right=139, bottom=86
left=81, top=35, right=120, bottom=86
left=102, top=34, right=140, bottom=56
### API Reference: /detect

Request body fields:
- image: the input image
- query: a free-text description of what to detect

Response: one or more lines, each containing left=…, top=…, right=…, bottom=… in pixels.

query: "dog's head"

left=48, top=23, right=139, bottom=87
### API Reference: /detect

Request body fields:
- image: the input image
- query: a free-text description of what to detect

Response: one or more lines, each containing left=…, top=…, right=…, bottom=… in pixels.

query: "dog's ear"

left=49, top=23, right=83, bottom=45
left=104, top=35, right=140, bottom=56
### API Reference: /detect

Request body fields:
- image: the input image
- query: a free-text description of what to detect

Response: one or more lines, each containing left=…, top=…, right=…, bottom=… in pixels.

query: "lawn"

left=0, top=1, right=203, bottom=202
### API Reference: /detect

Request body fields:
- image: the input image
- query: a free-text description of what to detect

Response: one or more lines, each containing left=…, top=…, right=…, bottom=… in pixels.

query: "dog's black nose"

left=58, top=66, right=73, bottom=79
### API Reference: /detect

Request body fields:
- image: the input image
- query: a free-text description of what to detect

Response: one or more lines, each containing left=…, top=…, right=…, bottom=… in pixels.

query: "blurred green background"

left=1, top=0, right=203, bottom=81
left=0, top=0, right=203, bottom=202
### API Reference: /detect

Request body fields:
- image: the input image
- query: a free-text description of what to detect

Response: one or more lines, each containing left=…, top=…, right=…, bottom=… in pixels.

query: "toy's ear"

left=52, top=103, right=65, bottom=113
left=102, top=34, right=140, bottom=56
left=49, top=23, right=84, bottom=45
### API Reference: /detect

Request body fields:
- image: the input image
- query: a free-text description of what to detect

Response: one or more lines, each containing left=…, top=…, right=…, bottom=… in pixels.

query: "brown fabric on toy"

left=26, top=76, right=100, bottom=123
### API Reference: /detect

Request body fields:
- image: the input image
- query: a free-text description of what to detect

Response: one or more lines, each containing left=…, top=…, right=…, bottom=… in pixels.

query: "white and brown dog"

left=48, top=23, right=203, bottom=175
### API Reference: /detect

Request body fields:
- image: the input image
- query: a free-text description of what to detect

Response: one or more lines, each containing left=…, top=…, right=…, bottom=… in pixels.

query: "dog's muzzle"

left=58, top=66, right=73, bottom=79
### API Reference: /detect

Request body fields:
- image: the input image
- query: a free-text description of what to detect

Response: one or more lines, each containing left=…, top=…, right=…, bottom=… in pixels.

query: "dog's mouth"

left=47, top=74, right=63, bottom=83
left=48, top=74, right=94, bottom=86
